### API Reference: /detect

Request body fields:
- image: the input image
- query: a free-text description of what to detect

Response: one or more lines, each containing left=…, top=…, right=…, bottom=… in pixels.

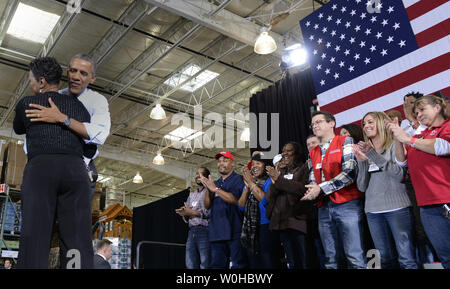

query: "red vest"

left=310, top=135, right=362, bottom=207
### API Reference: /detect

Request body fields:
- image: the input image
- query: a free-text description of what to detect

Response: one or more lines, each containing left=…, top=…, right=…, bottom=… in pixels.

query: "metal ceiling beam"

left=145, top=0, right=284, bottom=58
left=0, top=0, right=19, bottom=46
left=0, top=0, right=89, bottom=127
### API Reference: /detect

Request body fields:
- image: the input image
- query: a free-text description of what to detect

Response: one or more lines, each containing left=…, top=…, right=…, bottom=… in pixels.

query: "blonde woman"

left=386, top=95, right=450, bottom=269
left=353, top=112, right=417, bottom=269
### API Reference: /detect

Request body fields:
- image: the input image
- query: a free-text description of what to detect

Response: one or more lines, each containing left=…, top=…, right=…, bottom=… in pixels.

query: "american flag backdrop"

left=300, top=0, right=450, bottom=126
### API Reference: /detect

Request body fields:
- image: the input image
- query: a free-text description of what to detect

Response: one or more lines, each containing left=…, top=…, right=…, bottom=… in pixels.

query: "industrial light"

left=240, top=127, right=250, bottom=142
left=150, top=103, right=166, bottom=120
left=281, top=43, right=307, bottom=68
left=153, top=151, right=165, bottom=165
left=164, top=126, right=203, bottom=143
left=7, top=3, right=60, bottom=44
left=132, top=172, right=143, bottom=184
left=164, top=64, right=219, bottom=92
left=98, top=177, right=111, bottom=183
left=254, top=27, right=277, bottom=55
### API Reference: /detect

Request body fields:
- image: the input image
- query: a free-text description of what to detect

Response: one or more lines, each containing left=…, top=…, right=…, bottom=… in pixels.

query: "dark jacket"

left=93, top=254, right=111, bottom=269
left=265, top=162, right=314, bottom=233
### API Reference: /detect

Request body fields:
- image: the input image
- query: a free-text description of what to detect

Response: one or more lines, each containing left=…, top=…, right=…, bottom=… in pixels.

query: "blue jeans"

left=366, top=207, right=418, bottom=269
left=280, top=229, right=308, bottom=269
left=185, top=226, right=210, bottom=269
left=318, top=198, right=367, bottom=269
left=210, top=239, right=247, bottom=269
left=420, top=204, right=450, bottom=269
left=247, top=224, right=282, bottom=269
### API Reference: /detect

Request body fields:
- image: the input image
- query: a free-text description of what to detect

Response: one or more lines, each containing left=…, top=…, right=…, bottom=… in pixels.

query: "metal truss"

left=0, top=0, right=19, bottom=46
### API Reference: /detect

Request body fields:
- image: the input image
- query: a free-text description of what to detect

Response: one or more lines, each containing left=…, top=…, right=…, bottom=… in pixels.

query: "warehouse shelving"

left=0, top=185, right=21, bottom=262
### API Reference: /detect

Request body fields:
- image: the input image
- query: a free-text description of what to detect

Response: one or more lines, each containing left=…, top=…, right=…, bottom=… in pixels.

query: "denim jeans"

left=420, top=204, right=450, bottom=269
left=280, top=229, right=308, bottom=269
left=247, top=224, right=282, bottom=269
left=366, top=207, right=418, bottom=269
left=185, top=226, right=211, bottom=269
left=210, top=238, right=247, bottom=269
left=318, top=198, right=367, bottom=269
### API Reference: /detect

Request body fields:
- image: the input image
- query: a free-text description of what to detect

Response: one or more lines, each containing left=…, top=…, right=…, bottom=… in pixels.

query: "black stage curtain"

left=249, top=69, right=317, bottom=161
left=132, top=188, right=190, bottom=269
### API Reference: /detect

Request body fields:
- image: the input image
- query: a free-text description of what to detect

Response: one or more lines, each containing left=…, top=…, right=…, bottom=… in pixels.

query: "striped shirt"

left=308, top=136, right=357, bottom=195
left=183, top=187, right=210, bottom=228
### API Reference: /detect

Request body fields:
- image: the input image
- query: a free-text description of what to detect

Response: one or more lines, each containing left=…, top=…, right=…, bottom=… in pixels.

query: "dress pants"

left=17, top=154, right=93, bottom=269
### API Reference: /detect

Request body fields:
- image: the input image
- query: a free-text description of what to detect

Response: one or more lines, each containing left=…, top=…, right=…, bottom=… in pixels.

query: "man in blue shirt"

left=201, top=151, right=247, bottom=269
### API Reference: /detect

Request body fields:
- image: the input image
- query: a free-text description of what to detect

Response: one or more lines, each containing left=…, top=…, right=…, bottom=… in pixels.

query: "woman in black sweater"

left=13, top=57, right=94, bottom=269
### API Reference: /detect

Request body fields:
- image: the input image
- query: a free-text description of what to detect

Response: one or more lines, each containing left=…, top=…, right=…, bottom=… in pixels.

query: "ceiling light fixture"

left=240, top=127, right=250, bottom=142
left=133, top=172, right=143, bottom=184
left=281, top=43, right=307, bottom=69
left=150, top=103, right=166, bottom=120
left=254, top=27, right=277, bottom=55
left=153, top=151, right=165, bottom=165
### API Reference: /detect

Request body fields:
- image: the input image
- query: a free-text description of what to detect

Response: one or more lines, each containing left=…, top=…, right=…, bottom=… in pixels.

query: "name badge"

left=368, top=163, right=380, bottom=172
left=315, top=163, right=322, bottom=170
left=329, top=149, right=341, bottom=154
left=192, top=201, right=198, bottom=207
left=284, top=173, right=293, bottom=180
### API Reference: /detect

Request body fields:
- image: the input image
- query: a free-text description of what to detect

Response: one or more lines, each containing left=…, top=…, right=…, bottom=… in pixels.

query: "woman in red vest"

left=386, top=95, right=450, bottom=269
left=354, top=111, right=417, bottom=269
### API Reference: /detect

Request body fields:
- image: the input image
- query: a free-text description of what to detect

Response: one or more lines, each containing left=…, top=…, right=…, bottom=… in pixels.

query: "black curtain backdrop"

left=132, top=188, right=190, bottom=269
left=250, top=69, right=317, bottom=161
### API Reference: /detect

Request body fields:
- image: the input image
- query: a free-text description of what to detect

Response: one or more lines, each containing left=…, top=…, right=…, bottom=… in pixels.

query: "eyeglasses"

left=309, top=119, right=326, bottom=129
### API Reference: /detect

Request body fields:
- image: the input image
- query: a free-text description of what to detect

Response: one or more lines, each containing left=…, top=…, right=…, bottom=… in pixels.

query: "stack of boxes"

left=93, top=237, right=132, bottom=269
left=2, top=142, right=27, bottom=188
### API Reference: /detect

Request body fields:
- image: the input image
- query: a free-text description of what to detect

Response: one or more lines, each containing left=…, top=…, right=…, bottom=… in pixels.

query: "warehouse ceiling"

left=0, top=0, right=324, bottom=206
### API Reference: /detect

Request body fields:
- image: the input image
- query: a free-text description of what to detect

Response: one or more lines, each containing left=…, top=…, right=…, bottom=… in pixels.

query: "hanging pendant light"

left=254, top=27, right=277, bottom=55
left=150, top=103, right=166, bottom=120
left=132, top=172, right=143, bottom=184
left=152, top=151, right=165, bottom=165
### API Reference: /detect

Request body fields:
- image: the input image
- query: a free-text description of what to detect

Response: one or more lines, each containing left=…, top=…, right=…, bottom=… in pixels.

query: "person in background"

left=176, top=167, right=211, bottom=269
left=202, top=151, right=246, bottom=269
left=302, top=111, right=366, bottom=269
left=238, top=152, right=280, bottom=269
left=385, top=110, right=402, bottom=126
left=401, top=92, right=426, bottom=137
left=265, top=142, right=314, bottom=269
left=354, top=112, right=417, bottom=269
left=386, top=95, right=450, bottom=268
left=2, top=259, right=12, bottom=269
left=94, top=239, right=112, bottom=269
left=340, top=123, right=365, bottom=144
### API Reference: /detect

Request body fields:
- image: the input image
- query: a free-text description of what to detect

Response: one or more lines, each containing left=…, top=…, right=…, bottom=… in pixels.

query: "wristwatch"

left=63, top=116, right=71, bottom=127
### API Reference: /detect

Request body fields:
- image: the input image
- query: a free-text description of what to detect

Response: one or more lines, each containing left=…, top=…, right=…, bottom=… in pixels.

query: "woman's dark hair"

left=199, top=167, right=210, bottom=178
left=341, top=123, right=364, bottom=143
left=29, top=57, right=62, bottom=85
left=284, top=141, right=305, bottom=166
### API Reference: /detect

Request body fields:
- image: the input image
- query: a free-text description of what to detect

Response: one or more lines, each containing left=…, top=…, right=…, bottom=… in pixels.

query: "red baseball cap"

left=214, top=151, right=234, bottom=161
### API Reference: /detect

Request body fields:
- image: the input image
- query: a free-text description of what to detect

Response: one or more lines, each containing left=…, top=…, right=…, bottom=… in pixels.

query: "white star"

left=313, top=49, right=318, bottom=55
left=317, top=38, right=323, bottom=44
left=359, top=41, right=366, bottom=47
left=365, top=0, right=373, bottom=7
left=334, top=72, right=340, bottom=79
left=335, top=45, right=341, bottom=52
left=339, top=34, right=346, bottom=40
left=376, top=2, right=383, bottom=10
left=330, top=57, right=335, bottom=63
left=331, top=30, right=337, bottom=37
left=349, top=65, right=355, bottom=72
left=339, top=61, right=345, bottom=68
left=321, top=53, right=327, bottom=59
left=314, top=24, right=319, bottom=30
left=344, top=49, right=350, bottom=56
left=387, top=6, right=394, bottom=13
left=327, top=15, right=333, bottom=22
left=325, top=68, right=331, bottom=75
left=370, top=45, right=376, bottom=52
left=364, top=58, right=371, bottom=65
left=355, top=25, right=361, bottom=32
left=345, top=22, right=351, bottom=28
left=322, top=27, right=328, bottom=33
left=365, top=28, right=371, bottom=35
left=387, top=36, right=394, bottom=43
left=350, top=10, right=356, bottom=16
left=332, top=4, right=337, bottom=10
left=393, top=23, right=400, bottom=30
left=349, top=37, right=356, bottom=44
left=341, top=6, right=347, bottom=13
left=375, top=32, right=383, bottom=39
left=381, top=49, right=388, bottom=56
left=318, top=13, right=324, bottom=19
left=309, top=35, right=315, bottom=41
left=336, top=18, right=342, bottom=25
left=316, top=64, right=322, bottom=70
left=360, top=13, right=367, bottom=20
left=382, top=19, right=388, bottom=26
left=356, top=0, right=362, bottom=3
left=326, top=42, right=331, bottom=48
left=305, top=21, right=311, bottom=27
left=398, top=40, right=406, bottom=47
left=370, top=16, right=377, bottom=23
left=354, top=53, right=360, bottom=60
left=320, top=79, right=326, bottom=86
